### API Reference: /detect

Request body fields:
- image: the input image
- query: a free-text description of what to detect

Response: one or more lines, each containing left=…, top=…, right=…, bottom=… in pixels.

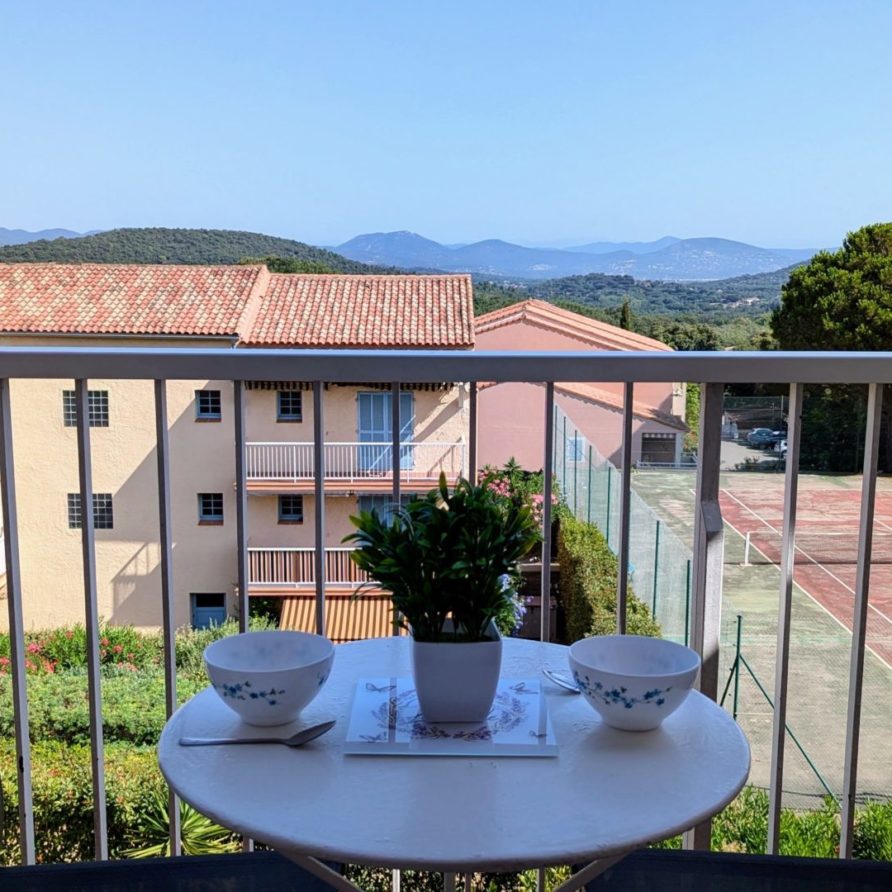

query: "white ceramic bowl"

left=568, top=635, right=700, bottom=731
left=204, top=631, right=334, bottom=726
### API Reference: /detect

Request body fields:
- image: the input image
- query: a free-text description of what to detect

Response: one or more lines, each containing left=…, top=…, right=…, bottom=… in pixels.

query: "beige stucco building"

left=0, top=264, right=473, bottom=633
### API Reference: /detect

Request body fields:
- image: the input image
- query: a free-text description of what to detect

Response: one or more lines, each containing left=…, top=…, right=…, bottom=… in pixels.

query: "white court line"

left=874, top=516, right=892, bottom=533
left=721, top=488, right=892, bottom=631
left=720, top=509, right=892, bottom=675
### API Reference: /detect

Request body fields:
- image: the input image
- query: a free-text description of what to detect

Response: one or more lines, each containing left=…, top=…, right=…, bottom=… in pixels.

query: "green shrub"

left=557, top=513, right=660, bottom=643
left=175, top=616, right=276, bottom=680
left=0, top=623, right=163, bottom=675
left=657, top=788, right=892, bottom=859
left=0, top=741, right=236, bottom=864
left=0, top=669, right=206, bottom=746
left=121, top=786, right=238, bottom=858
left=854, top=800, right=892, bottom=861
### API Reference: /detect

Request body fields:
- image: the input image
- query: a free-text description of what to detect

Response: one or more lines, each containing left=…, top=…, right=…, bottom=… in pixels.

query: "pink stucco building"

left=474, top=300, right=688, bottom=470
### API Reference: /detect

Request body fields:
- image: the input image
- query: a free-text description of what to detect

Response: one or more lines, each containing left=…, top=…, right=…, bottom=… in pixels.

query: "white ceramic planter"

left=411, top=621, right=502, bottom=723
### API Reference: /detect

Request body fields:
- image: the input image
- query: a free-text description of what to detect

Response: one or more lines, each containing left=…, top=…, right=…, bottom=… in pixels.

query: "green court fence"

left=552, top=406, right=693, bottom=644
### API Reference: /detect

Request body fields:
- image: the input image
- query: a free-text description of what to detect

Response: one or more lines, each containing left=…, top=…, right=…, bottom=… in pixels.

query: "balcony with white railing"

left=248, top=546, right=369, bottom=591
left=2, top=346, right=892, bottom=890
left=245, top=440, right=466, bottom=492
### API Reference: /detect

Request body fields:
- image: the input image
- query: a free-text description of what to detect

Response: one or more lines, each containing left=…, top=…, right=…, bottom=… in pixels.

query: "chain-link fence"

left=552, top=406, right=692, bottom=644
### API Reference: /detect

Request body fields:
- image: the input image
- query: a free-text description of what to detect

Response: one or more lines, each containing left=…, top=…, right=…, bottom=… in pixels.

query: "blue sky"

left=1, top=1, right=890, bottom=248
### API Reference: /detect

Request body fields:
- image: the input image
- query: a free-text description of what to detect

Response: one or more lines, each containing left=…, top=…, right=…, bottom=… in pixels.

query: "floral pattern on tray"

left=344, top=678, right=557, bottom=757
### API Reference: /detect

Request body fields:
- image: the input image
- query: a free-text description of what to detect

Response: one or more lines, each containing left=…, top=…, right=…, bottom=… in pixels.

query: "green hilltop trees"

left=771, top=223, right=892, bottom=351
left=770, top=223, right=892, bottom=471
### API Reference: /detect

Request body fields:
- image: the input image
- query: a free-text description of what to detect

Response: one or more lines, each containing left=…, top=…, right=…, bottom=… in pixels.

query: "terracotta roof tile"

left=245, top=274, right=474, bottom=348
left=475, top=299, right=673, bottom=352
left=0, top=263, right=264, bottom=337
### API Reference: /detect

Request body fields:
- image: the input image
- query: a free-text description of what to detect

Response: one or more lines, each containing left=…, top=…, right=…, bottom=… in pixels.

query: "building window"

left=67, top=493, right=114, bottom=529
left=63, top=390, right=109, bottom=427
left=277, top=390, right=303, bottom=422
left=358, top=494, right=412, bottom=526
left=278, top=495, right=304, bottom=523
left=565, top=432, right=585, bottom=463
left=198, top=492, right=224, bottom=524
left=191, top=593, right=227, bottom=629
left=195, top=390, right=222, bottom=421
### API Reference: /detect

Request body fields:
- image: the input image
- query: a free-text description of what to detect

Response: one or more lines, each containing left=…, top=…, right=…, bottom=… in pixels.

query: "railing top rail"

left=248, top=547, right=356, bottom=553
left=246, top=440, right=465, bottom=447
left=2, top=345, right=892, bottom=384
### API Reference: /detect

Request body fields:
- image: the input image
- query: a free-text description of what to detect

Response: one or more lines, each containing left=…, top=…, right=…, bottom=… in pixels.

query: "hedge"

left=557, top=513, right=661, bottom=642
left=0, top=669, right=206, bottom=747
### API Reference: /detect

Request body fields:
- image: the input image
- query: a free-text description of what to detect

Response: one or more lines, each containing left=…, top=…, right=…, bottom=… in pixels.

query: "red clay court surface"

left=719, top=480, right=892, bottom=669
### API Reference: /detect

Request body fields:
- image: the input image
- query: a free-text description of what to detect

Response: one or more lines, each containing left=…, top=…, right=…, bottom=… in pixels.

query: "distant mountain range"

left=336, top=231, right=818, bottom=281
left=0, top=226, right=94, bottom=246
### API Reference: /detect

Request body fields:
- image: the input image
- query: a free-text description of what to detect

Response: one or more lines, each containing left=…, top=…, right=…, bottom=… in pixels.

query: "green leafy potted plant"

left=345, top=473, right=541, bottom=722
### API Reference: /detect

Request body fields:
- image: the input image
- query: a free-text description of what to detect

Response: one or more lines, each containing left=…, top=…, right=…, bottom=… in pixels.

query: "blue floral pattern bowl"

left=568, top=635, right=700, bottom=731
left=204, top=630, right=334, bottom=726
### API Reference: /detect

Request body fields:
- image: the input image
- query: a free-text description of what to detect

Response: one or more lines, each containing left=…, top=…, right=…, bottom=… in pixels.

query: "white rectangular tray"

left=344, top=677, right=557, bottom=757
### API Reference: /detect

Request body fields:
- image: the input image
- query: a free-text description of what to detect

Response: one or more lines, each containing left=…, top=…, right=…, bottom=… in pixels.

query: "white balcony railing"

left=249, top=547, right=369, bottom=588
left=1, top=345, right=890, bottom=869
left=245, top=441, right=465, bottom=482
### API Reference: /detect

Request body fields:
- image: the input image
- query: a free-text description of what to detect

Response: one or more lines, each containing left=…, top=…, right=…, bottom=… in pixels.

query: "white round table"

left=159, top=637, right=749, bottom=888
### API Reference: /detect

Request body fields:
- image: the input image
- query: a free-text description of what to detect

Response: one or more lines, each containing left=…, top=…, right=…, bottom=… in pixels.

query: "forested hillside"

left=0, top=225, right=789, bottom=350
left=473, top=280, right=773, bottom=351
left=0, top=228, right=376, bottom=272
left=527, top=265, right=801, bottom=318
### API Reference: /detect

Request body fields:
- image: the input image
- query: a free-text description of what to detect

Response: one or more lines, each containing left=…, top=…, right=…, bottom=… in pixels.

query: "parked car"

left=746, top=428, right=776, bottom=446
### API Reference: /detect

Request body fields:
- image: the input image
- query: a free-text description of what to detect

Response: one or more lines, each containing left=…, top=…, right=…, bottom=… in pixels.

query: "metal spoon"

left=180, top=719, right=336, bottom=748
left=542, top=667, right=581, bottom=693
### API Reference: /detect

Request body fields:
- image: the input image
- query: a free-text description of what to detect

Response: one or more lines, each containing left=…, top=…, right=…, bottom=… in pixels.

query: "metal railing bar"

left=391, top=381, right=402, bottom=636
left=767, top=382, right=803, bottom=855
left=245, top=440, right=466, bottom=446
left=540, top=384, right=555, bottom=643
left=313, top=382, right=327, bottom=637
left=9, top=346, right=892, bottom=384
left=0, top=378, right=35, bottom=864
left=153, top=380, right=181, bottom=856
left=234, top=381, right=249, bottom=634
left=468, top=382, right=477, bottom=482
left=840, top=382, right=884, bottom=858
left=74, top=378, right=108, bottom=860
left=233, top=380, right=254, bottom=855
left=684, top=381, right=725, bottom=852
left=391, top=382, right=401, bottom=507
left=248, top=546, right=358, bottom=553
left=616, top=382, right=633, bottom=634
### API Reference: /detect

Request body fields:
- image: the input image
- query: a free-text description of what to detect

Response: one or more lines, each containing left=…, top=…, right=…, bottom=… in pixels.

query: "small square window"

left=195, top=390, right=222, bottom=421
left=566, top=433, right=585, bottom=463
left=277, top=390, right=303, bottom=422
left=198, top=492, right=224, bottom=524
left=68, top=493, right=114, bottom=529
left=278, top=495, right=304, bottom=523
left=191, top=593, right=227, bottom=630
left=63, top=390, right=109, bottom=427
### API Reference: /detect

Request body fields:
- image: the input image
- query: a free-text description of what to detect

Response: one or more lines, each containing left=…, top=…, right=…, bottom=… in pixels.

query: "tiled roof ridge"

left=475, top=298, right=672, bottom=352
left=245, top=272, right=474, bottom=349
left=0, top=264, right=474, bottom=347
left=234, top=266, right=270, bottom=341
left=555, top=381, right=688, bottom=430
left=477, top=379, right=687, bottom=430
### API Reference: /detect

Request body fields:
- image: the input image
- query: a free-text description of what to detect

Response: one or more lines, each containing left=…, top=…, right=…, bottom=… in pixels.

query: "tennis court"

left=631, top=467, right=892, bottom=806
left=719, top=475, right=892, bottom=669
